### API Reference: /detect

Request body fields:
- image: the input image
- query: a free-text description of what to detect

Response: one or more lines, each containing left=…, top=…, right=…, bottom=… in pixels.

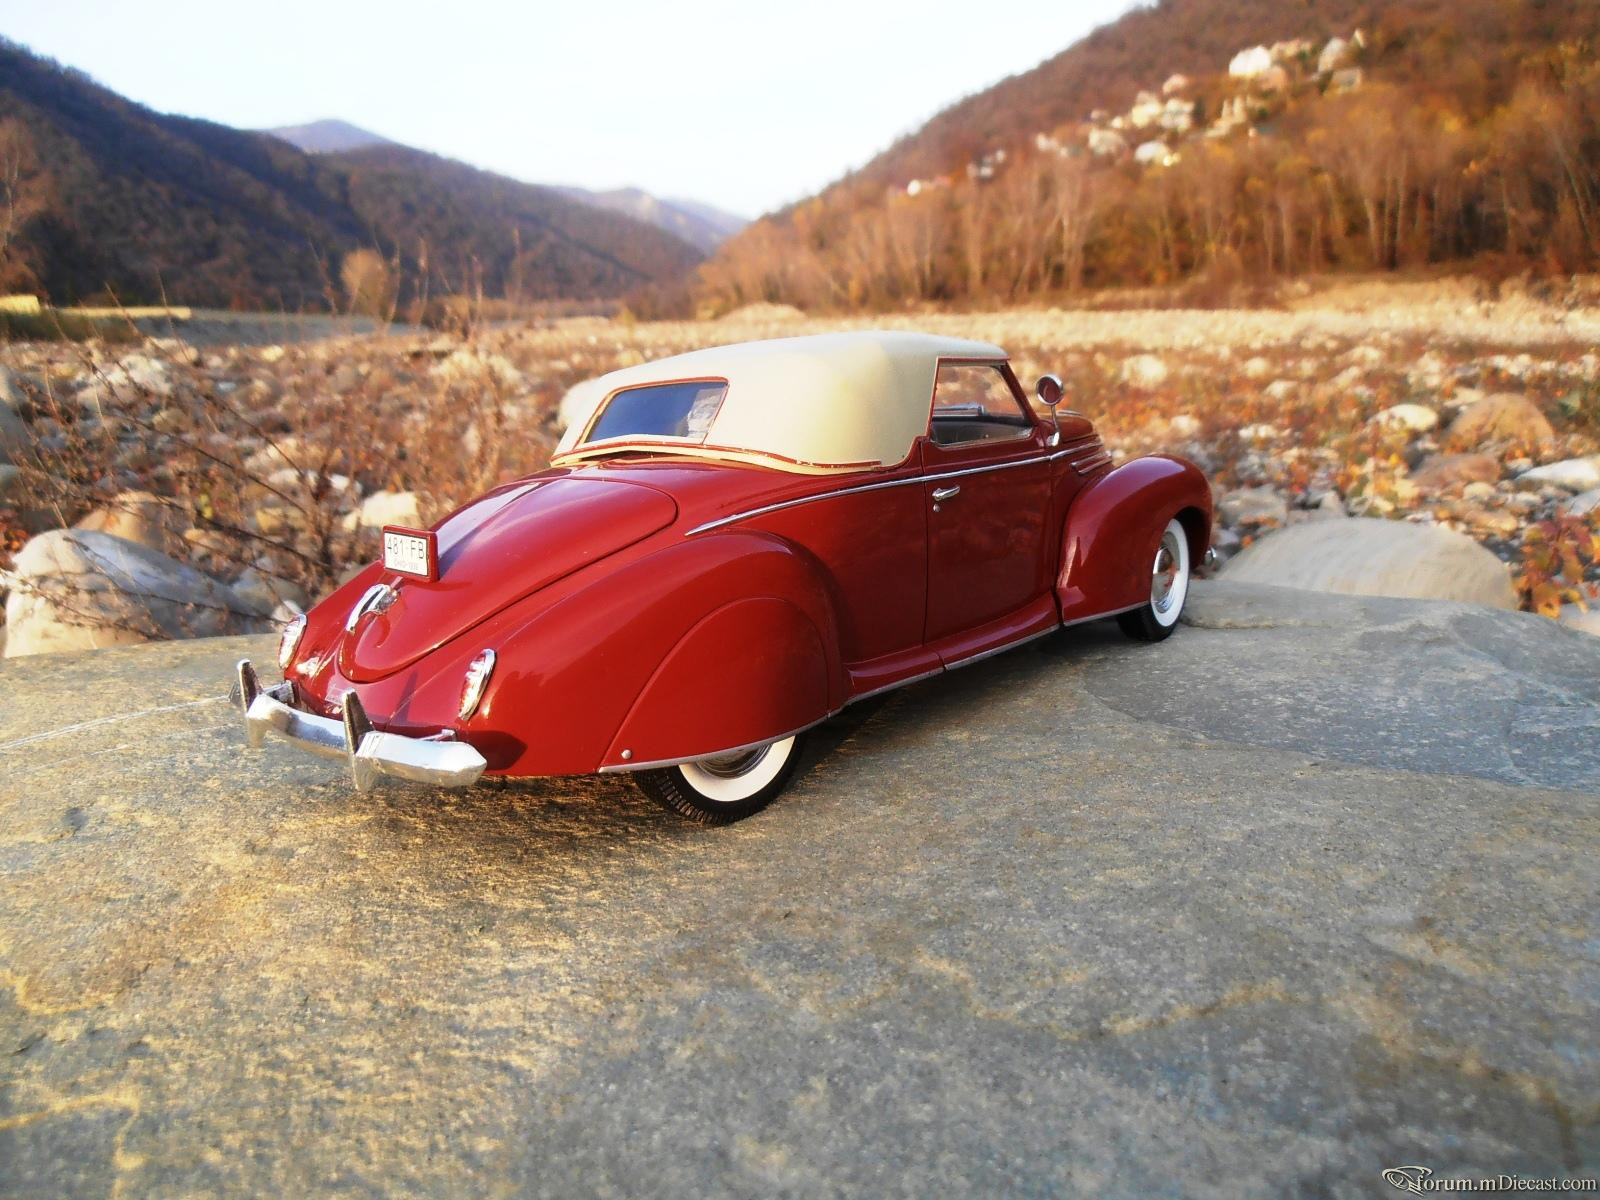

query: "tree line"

left=696, top=38, right=1598, bottom=312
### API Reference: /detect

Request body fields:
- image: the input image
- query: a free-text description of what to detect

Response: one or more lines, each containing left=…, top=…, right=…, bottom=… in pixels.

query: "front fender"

left=1056, top=455, right=1212, bottom=622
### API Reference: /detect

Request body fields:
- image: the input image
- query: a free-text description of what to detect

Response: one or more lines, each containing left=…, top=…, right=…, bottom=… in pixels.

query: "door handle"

left=931, top=485, right=961, bottom=502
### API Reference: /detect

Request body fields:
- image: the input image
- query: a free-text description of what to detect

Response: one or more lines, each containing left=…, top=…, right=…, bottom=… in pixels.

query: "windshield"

left=583, top=379, right=728, bottom=446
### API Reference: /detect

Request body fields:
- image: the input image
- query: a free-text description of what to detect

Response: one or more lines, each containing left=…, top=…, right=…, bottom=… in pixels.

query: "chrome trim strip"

left=685, top=438, right=1102, bottom=536
left=1060, top=601, right=1145, bottom=627
left=846, top=665, right=945, bottom=705
left=602, top=615, right=1066, bottom=772
left=941, top=622, right=1060, bottom=670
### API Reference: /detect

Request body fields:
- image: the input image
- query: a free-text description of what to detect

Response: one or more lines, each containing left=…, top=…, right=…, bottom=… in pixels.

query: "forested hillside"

left=699, top=0, right=1600, bottom=312
left=0, top=41, right=703, bottom=308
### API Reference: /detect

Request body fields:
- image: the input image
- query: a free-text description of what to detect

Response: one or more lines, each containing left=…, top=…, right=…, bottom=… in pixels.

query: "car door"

left=921, top=360, right=1055, bottom=645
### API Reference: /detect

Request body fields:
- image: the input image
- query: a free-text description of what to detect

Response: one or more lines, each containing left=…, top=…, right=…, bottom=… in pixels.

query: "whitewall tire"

left=634, top=734, right=804, bottom=824
left=1117, top=517, right=1191, bottom=642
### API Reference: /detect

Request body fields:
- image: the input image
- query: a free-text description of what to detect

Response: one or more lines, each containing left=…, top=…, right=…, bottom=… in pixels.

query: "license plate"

left=382, top=526, right=438, bottom=581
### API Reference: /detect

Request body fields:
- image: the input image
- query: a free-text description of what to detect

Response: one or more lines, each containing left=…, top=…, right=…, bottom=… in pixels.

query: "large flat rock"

left=1, top=581, right=1596, bottom=1196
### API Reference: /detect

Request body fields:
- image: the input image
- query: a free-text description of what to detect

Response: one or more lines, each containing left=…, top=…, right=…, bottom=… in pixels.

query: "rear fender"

left=1056, top=455, right=1212, bottom=622
left=475, top=530, right=845, bottom=776
left=604, top=597, right=831, bottom=769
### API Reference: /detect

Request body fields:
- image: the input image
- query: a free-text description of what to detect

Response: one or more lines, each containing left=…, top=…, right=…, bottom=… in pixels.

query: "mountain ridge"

left=0, top=43, right=705, bottom=308
left=269, top=118, right=746, bottom=252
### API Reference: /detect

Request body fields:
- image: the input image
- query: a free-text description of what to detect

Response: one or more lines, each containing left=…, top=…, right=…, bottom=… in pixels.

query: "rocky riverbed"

left=2, top=279, right=1598, bottom=656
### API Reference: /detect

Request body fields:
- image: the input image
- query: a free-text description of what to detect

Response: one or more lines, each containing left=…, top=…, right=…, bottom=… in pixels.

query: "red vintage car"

left=237, top=331, right=1213, bottom=822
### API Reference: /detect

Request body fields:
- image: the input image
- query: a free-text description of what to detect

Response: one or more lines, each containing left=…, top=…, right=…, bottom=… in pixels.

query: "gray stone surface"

left=1, top=581, right=1597, bottom=1196
left=1221, top=517, right=1520, bottom=610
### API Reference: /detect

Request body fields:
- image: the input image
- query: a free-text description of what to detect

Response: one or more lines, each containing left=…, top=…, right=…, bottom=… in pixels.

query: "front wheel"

left=633, top=734, right=805, bottom=824
left=1117, top=517, right=1191, bottom=643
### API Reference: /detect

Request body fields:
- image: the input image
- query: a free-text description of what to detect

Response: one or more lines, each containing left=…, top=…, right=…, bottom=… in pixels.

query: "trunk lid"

left=340, top=477, right=676, bottom=681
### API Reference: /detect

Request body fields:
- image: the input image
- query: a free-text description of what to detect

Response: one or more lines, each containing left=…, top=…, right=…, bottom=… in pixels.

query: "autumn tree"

left=340, top=248, right=397, bottom=318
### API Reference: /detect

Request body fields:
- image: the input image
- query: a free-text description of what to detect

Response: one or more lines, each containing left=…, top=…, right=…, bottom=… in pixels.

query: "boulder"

left=0, top=364, right=34, bottom=409
left=1120, top=354, right=1169, bottom=390
left=1557, top=604, right=1600, bottom=637
left=1168, top=413, right=1201, bottom=439
left=243, top=436, right=311, bottom=476
left=2, top=529, right=268, bottom=657
left=1446, top=393, right=1554, bottom=448
left=72, top=490, right=187, bottom=554
left=1218, top=487, right=1288, bottom=529
left=231, top=566, right=309, bottom=618
left=1564, top=488, right=1600, bottom=517
left=1516, top=455, right=1600, bottom=494
left=1367, top=403, right=1438, bottom=434
left=1221, top=518, right=1517, bottom=610
left=349, top=489, right=421, bottom=530
left=1411, top=452, right=1500, bottom=492
left=0, top=395, right=28, bottom=466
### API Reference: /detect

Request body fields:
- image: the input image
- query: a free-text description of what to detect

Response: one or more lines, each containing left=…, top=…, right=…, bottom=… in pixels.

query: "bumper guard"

left=236, top=660, right=486, bottom=791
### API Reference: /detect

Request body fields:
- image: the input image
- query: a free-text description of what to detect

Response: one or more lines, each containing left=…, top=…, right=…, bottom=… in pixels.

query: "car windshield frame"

left=578, top=376, right=731, bottom=451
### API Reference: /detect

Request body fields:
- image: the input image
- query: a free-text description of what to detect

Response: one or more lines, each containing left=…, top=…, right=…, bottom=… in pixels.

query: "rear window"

left=584, top=380, right=728, bottom=445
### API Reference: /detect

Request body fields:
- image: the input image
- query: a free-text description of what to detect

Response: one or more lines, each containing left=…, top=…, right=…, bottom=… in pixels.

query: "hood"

left=339, top=477, right=676, bottom=682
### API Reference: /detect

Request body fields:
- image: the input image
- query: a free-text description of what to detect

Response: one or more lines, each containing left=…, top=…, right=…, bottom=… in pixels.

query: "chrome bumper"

left=236, top=660, right=486, bottom=791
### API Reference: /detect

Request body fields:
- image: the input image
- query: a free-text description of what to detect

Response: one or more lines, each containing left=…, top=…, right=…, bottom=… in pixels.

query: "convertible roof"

left=552, top=330, right=1010, bottom=473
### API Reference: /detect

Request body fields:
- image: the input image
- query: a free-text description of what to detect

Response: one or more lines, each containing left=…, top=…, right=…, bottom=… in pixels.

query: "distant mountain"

left=270, top=119, right=746, bottom=252
left=0, top=43, right=704, bottom=308
left=265, top=119, right=393, bottom=154
left=557, top=186, right=746, bottom=252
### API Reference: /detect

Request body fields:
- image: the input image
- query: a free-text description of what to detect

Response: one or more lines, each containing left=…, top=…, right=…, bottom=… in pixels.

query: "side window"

left=930, top=363, right=1034, bottom=447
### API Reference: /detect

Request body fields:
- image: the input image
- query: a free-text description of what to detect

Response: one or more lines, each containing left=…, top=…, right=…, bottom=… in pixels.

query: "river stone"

left=0, top=395, right=28, bottom=466
left=1121, top=353, right=1169, bottom=389
left=348, top=489, right=421, bottom=530
left=73, top=490, right=188, bottom=554
left=1516, top=455, right=1600, bottom=494
left=3, top=529, right=268, bottom=657
left=1220, top=517, right=1517, bottom=609
left=1564, top=487, right=1600, bottom=517
left=1446, top=392, right=1554, bottom=448
left=1367, top=402, right=1437, bottom=433
left=1410, top=452, right=1500, bottom=492
left=1217, top=487, right=1288, bottom=528
left=1558, top=603, right=1600, bottom=637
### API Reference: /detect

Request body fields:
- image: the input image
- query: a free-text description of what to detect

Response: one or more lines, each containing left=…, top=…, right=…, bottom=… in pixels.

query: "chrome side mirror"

left=1036, top=374, right=1065, bottom=444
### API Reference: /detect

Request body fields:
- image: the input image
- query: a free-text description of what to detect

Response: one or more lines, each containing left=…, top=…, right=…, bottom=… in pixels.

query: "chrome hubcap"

left=696, top=745, right=770, bottom=779
left=1151, top=531, right=1182, bottom=614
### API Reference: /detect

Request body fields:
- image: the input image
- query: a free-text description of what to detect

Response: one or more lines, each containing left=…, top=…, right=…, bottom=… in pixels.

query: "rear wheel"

left=633, top=734, right=805, bottom=824
left=1117, top=517, right=1191, bottom=643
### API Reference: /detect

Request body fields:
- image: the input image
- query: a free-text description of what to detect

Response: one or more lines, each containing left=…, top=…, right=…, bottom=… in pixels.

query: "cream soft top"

left=552, top=330, right=1009, bottom=473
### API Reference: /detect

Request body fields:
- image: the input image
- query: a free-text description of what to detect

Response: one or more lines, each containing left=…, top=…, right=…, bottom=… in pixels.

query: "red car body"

left=241, top=332, right=1211, bottom=816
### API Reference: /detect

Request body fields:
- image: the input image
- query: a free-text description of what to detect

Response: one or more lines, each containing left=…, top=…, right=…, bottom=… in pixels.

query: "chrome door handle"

left=932, top=485, right=961, bottom=502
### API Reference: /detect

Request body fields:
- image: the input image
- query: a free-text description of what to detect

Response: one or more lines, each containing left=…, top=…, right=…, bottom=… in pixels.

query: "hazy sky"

left=3, top=0, right=1137, bottom=217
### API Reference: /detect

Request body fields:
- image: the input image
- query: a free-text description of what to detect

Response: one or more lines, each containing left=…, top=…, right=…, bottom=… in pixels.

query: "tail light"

left=458, top=649, right=496, bottom=721
left=278, top=613, right=307, bottom=669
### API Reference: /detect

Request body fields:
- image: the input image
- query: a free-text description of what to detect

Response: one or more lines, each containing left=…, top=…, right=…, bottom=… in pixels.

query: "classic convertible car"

left=237, top=331, right=1212, bottom=822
